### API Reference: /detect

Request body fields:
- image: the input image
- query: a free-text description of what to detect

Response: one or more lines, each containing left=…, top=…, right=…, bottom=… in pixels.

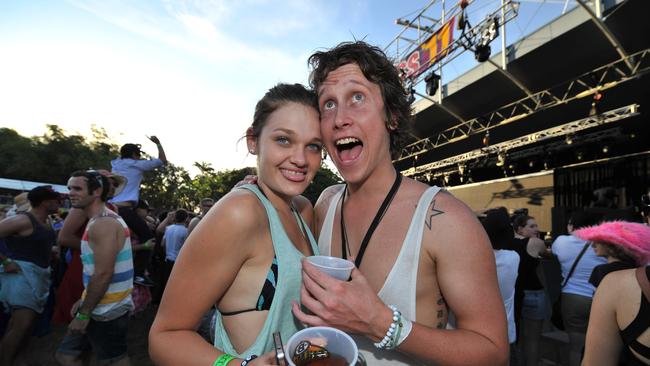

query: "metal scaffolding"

left=395, top=48, right=650, bottom=164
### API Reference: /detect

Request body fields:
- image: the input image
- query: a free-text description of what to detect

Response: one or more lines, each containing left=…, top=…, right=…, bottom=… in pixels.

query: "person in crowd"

left=53, top=170, right=126, bottom=325
left=289, top=41, right=508, bottom=365
left=6, top=192, right=31, bottom=217
left=55, top=170, right=134, bottom=366
left=187, top=197, right=216, bottom=235
left=583, top=264, right=650, bottom=365
left=550, top=210, right=605, bottom=366
left=149, top=83, right=322, bottom=365
left=0, top=186, right=60, bottom=366
left=480, top=207, right=520, bottom=363
left=571, top=221, right=650, bottom=288
left=111, top=136, right=166, bottom=282
left=508, top=213, right=547, bottom=366
left=160, top=209, right=188, bottom=293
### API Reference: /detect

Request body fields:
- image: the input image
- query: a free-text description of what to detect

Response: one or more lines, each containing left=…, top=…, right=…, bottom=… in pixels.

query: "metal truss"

left=396, top=48, right=650, bottom=163
left=386, top=1, right=521, bottom=88
left=401, top=103, right=640, bottom=177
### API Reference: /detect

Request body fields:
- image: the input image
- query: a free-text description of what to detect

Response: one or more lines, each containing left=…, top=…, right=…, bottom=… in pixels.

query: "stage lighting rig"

left=424, top=72, right=441, bottom=96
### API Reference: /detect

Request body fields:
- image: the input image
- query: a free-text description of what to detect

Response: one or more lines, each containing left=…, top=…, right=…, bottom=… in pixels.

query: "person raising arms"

left=149, top=83, right=322, bottom=366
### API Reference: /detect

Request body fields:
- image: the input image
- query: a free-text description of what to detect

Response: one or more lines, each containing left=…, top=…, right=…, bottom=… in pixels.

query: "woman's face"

left=249, top=102, right=322, bottom=202
left=518, top=218, right=539, bottom=238
left=591, top=241, right=608, bottom=258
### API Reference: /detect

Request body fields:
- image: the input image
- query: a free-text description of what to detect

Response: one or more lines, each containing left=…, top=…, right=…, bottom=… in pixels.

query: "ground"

left=15, top=307, right=156, bottom=366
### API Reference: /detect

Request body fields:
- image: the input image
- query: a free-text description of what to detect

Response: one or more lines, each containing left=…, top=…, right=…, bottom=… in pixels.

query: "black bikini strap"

left=341, top=173, right=402, bottom=268
left=221, top=308, right=258, bottom=316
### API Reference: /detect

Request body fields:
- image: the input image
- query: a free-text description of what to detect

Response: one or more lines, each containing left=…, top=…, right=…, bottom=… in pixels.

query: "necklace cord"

left=340, top=173, right=403, bottom=268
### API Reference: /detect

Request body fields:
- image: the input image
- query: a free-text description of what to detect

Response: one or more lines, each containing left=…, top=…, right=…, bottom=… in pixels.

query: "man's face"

left=67, top=176, right=99, bottom=209
left=41, top=198, right=62, bottom=215
left=317, top=63, right=392, bottom=183
left=200, top=200, right=213, bottom=215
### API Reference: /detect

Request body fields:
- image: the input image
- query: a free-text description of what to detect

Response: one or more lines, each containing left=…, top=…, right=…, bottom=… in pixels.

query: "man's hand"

left=233, top=175, right=258, bottom=189
left=2, top=260, right=21, bottom=273
left=67, top=317, right=90, bottom=334
left=148, top=135, right=161, bottom=145
left=292, top=259, right=389, bottom=338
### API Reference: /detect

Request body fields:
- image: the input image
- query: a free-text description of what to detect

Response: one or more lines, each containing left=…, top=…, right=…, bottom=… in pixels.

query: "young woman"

left=149, top=84, right=322, bottom=366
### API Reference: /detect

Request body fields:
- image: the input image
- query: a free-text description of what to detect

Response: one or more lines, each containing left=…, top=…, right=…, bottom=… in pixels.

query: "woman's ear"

left=246, top=127, right=257, bottom=155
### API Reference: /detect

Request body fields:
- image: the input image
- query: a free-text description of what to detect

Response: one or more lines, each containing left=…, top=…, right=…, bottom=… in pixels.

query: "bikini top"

left=619, top=266, right=650, bottom=362
left=221, top=186, right=311, bottom=316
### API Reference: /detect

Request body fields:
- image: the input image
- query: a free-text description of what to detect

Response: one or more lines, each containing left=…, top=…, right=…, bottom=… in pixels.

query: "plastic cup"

left=286, top=326, right=358, bottom=366
left=306, top=256, right=355, bottom=281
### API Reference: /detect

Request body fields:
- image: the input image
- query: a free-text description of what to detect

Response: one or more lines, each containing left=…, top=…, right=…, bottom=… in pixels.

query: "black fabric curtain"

left=554, top=152, right=650, bottom=210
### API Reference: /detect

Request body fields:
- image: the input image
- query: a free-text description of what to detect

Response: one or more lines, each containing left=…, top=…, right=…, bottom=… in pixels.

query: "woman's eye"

left=352, top=93, right=364, bottom=103
left=275, top=136, right=289, bottom=145
left=323, top=100, right=335, bottom=110
left=307, top=143, right=322, bottom=152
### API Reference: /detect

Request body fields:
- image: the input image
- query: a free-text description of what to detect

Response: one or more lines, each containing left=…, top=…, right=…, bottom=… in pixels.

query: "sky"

left=0, top=0, right=575, bottom=175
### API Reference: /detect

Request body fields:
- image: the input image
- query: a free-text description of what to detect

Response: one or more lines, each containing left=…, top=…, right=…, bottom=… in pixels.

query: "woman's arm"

left=582, top=273, right=624, bottom=365
left=149, top=191, right=262, bottom=366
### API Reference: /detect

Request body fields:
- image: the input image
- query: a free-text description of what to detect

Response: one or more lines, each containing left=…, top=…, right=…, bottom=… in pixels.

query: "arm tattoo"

left=424, top=199, right=445, bottom=230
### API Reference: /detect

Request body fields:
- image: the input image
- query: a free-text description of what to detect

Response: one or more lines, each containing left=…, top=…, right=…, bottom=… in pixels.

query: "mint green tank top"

left=213, top=184, right=319, bottom=357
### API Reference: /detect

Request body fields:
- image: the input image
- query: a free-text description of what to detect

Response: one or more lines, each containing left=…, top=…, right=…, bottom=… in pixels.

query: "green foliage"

left=1, top=126, right=341, bottom=213
left=0, top=125, right=119, bottom=184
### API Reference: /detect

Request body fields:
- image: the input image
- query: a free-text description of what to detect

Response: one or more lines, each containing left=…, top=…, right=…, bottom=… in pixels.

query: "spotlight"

left=496, top=151, right=506, bottom=167
left=576, top=151, right=583, bottom=161
left=458, top=163, right=466, bottom=175
left=482, top=131, right=490, bottom=147
left=443, top=174, right=450, bottom=185
left=589, top=91, right=603, bottom=116
left=474, top=44, right=491, bottom=63
left=424, top=72, right=441, bottom=96
left=602, top=145, right=609, bottom=154
left=528, top=160, right=534, bottom=168
left=565, top=134, right=574, bottom=145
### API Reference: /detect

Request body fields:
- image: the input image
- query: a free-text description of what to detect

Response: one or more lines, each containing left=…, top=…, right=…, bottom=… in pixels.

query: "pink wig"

left=574, top=221, right=650, bottom=264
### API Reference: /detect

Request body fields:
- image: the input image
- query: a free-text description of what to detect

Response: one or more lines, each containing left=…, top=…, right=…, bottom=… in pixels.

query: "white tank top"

left=318, top=185, right=442, bottom=365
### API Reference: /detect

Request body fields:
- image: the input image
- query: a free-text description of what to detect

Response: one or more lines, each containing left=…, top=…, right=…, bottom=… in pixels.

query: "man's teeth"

left=336, top=137, right=360, bottom=145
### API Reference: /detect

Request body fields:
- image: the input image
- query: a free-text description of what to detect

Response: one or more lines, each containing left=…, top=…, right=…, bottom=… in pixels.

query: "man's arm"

left=186, top=217, right=200, bottom=236
left=57, top=208, right=86, bottom=250
left=156, top=212, right=174, bottom=236
left=76, top=217, right=124, bottom=316
left=0, top=215, right=32, bottom=272
left=148, top=135, right=167, bottom=164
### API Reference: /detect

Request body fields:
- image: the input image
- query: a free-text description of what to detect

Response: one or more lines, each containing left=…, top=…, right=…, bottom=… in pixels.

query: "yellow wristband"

left=214, top=354, right=236, bottom=366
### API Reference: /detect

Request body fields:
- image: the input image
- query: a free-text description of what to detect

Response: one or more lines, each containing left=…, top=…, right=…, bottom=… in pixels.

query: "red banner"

left=397, top=16, right=455, bottom=80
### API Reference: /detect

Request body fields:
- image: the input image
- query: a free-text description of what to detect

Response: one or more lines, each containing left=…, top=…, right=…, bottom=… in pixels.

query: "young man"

left=56, top=171, right=134, bottom=366
left=111, top=136, right=166, bottom=283
left=292, top=41, right=509, bottom=365
left=0, top=186, right=60, bottom=366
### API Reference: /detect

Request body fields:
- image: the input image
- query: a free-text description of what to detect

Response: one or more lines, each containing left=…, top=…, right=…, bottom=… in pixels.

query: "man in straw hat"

left=0, top=185, right=61, bottom=365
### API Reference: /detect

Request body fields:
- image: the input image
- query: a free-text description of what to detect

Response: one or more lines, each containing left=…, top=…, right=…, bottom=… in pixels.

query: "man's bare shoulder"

left=314, top=184, right=345, bottom=212
left=0, top=214, right=32, bottom=236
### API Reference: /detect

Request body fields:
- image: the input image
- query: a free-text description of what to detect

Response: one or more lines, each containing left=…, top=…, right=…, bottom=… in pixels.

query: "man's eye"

left=352, top=93, right=364, bottom=103
left=323, top=100, right=335, bottom=110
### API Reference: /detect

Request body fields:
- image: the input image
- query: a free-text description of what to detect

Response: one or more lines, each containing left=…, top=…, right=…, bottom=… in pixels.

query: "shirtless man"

left=292, top=41, right=508, bottom=365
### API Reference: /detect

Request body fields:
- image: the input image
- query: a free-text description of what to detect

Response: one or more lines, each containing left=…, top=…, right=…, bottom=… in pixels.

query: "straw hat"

left=95, top=170, right=127, bottom=198
left=574, top=221, right=650, bottom=265
left=13, top=192, right=31, bottom=212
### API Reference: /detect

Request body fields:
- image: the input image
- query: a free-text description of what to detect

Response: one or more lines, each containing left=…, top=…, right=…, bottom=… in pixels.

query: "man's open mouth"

left=335, top=137, right=363, bottom=162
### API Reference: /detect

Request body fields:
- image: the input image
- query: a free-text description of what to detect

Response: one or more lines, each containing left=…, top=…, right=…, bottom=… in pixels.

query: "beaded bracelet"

left=240, top=355, right=257, bottom=366
left=373, top=305, right=402, bottom=350
left=214, top=354, right=236, bottom=366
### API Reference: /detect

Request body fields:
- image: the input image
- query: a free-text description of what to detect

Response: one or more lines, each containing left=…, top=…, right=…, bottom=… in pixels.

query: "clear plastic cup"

left=306, top=256, right=355, bottom=281
left=286, top=326, right=358, bottom=366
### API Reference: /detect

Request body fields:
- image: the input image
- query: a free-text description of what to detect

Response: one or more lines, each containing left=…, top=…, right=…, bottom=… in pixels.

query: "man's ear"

left=387, top=116, right=398, bottom=131
left=246, top=127, right=257, bottom=155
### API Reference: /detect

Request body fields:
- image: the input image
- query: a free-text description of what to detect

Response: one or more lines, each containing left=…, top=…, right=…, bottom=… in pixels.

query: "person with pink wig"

left=573, top=221, right=650, bottom=288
